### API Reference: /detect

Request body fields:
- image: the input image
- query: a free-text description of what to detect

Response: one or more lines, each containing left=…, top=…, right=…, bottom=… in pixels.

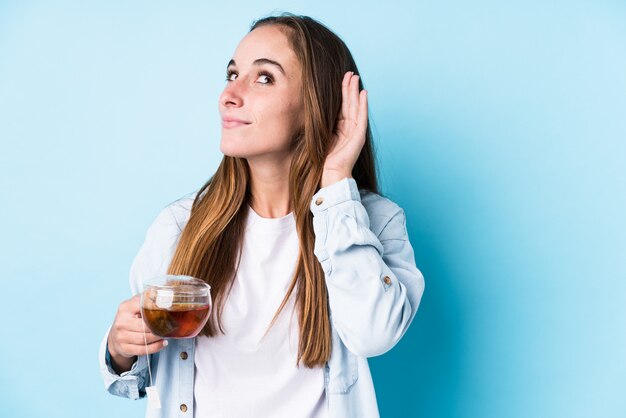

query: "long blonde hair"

left=167, top=14, right=379, bottom=368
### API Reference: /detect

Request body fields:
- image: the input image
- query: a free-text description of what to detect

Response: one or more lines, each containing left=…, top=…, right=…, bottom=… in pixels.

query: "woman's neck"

left=247, top=154, right=292, bottom=219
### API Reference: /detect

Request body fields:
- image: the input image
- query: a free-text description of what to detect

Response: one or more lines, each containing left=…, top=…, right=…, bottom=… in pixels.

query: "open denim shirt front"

left=99, top=177, right=425, bottom=418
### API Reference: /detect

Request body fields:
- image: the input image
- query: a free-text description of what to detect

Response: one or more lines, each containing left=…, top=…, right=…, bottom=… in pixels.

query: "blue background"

left=1, top=1, right=625, bottom=417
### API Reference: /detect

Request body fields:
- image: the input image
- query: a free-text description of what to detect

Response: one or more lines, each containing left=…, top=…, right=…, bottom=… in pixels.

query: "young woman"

left=100, top=13, right=425, bottom=418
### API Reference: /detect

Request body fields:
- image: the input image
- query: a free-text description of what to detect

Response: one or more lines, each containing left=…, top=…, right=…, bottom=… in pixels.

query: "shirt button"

left=383, top=276, right=392, bottom=285
left=180, top=351, right=188, bottom=360
left=180, top=404, right=188, bottom=412
left=315, top=197, right=324, bottom=206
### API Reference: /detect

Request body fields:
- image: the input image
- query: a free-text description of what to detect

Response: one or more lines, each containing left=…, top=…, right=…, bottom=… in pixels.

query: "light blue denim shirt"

left=99, top=177, right=425, bottom=418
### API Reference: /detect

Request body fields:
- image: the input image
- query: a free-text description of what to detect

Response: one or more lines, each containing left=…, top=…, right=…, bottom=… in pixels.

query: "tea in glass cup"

left=141, top=275, right=211, bottom=339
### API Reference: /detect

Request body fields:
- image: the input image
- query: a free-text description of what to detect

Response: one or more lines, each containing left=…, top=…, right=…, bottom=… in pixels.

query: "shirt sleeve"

left=98, top=205, right=182, bottom=399
left=310, top=177, right=425, bottom=357
left=99, top=327, right=150, bottom=400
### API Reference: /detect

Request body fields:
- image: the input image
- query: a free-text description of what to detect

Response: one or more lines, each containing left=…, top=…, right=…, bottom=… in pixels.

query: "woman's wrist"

left=321, top=170, right=352, bottom=188
left=108, top=340, right=137, bottom=374
left=110, top=352, right=136, bottom=375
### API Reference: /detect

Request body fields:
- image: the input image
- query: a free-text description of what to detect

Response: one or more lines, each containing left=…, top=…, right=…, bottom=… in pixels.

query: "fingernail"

left=163, top=340, right=168, bottom=347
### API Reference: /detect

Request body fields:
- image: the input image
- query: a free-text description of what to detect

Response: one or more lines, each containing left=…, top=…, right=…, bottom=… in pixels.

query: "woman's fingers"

left=348, top=74, right=360, bottom=123
left=111, top=323, right=163, bottom=348
left=109, top=293, right=168, bottom=361
left=338, top=71, right=365, bottom=138
left=112, top=310, right=149, bottom=333
left=128, top=315, right=156, bottom=333
left=340, top=71, right=362, bottom=122
left=111, top=328, right=166, bottom=358
left=114, top=322, right=163, bottom=347
left=118, top=329, right=164, bottom=345
left=323, top=72, right=368, bottom=184
left=119, top=339, right=168, bottom=357
left=358, top=89, right=368, bottom=134
left=341, top=71, right=352, bottom=119
left=120, top=294, right=142, bottom=314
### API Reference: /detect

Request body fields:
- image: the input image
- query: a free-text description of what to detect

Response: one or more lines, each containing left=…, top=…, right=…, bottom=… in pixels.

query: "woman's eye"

left=256, top=73, right=273, bottom=85
left=226, top=71, right=237, bottom=81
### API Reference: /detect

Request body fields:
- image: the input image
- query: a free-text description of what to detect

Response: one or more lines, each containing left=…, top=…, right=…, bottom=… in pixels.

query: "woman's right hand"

left=107, top=294, right=168, bottom=374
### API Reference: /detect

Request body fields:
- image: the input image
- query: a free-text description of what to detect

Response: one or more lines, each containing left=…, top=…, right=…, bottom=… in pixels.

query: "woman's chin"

left=219, top=141, right=247, bottom=158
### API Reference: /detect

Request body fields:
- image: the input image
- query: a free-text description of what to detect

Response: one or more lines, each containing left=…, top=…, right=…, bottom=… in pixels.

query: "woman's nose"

left=220, top=81, right=244, bottom=108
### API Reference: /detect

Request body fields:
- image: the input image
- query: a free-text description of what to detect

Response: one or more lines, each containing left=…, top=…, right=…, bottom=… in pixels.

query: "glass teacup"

left=141, top=275, right=211, bottom=339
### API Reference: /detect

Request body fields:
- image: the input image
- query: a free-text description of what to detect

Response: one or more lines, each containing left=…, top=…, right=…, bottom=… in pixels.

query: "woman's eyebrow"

left=227, top=58, right=285, bottom=75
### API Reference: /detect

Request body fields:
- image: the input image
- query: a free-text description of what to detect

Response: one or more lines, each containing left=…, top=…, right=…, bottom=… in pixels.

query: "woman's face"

left=218, top=25, right=304, bottom=161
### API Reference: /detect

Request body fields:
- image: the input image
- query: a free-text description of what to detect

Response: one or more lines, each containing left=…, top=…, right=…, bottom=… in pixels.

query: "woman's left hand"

left=321, top=71, right=368, bottom=188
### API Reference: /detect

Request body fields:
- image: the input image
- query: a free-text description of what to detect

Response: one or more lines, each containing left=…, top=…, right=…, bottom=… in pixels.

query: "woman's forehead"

left=232, top=26, right=298, bottom=69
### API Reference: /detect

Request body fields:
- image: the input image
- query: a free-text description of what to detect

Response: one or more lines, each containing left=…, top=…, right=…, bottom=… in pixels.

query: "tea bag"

left=149, top=309, right=179, bottom=336
left=146, top=386, right=161, bottom=409
left=155, top=289, right=174, bottom=309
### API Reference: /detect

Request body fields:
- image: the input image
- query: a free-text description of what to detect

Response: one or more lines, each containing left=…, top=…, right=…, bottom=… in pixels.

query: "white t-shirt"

left=193, top=206, right=327, bottom=418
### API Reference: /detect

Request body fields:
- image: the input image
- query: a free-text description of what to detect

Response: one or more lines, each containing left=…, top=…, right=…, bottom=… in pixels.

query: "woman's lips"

left=222, top=117, right=251, bottom=129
